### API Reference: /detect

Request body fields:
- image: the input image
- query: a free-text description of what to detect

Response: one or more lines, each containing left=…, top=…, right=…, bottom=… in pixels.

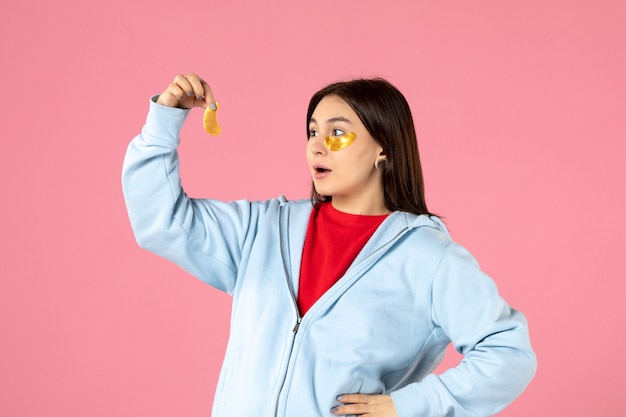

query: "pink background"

left=1, top=1, right=625, bottom=416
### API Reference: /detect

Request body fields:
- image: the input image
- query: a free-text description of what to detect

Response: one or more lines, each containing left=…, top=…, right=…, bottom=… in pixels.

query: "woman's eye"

left=331, top=128, right=345, bottom=137
left=309, top=129, right=319, bottom=138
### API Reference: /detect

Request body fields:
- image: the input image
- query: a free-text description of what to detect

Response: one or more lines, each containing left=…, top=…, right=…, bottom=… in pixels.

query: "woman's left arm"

left=392, top=243, right=537, bottom=417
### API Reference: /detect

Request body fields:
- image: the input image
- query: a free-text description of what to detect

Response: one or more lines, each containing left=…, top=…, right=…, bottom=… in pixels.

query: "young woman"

left=122, top=73, right=536, bottom=417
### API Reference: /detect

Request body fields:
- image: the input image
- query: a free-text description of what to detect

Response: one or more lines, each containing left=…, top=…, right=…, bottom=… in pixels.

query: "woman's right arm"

left=122, top=74, right=249, bottom=294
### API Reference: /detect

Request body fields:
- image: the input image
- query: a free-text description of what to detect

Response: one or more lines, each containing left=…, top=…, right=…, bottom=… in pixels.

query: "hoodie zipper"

left=273, top=206, right=412, bottom=416
left=278, top=205, right=302, bottom=330
left=274, top=205, right=302, bottom=417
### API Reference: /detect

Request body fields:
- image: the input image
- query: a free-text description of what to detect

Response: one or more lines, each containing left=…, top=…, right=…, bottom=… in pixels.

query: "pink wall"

left=1, top=1, right=625, bottom=416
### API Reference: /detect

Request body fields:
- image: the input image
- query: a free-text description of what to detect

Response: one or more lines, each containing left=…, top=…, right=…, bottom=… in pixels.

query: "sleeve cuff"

left=141, top=95, right=191, bottom=147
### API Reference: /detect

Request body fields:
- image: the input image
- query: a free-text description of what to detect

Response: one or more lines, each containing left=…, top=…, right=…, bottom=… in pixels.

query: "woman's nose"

left=308, top=136, right=327, bottom=155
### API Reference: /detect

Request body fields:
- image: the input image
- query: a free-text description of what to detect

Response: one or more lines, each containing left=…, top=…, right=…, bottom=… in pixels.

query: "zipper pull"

left=292, top=317, right=302, bottom=333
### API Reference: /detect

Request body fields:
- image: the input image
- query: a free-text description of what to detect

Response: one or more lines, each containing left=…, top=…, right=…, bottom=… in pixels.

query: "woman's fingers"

left=330, top=394, right=398, bottom=417
left=157, top=73, right=214, bottom=109
left=185, top=74, right=210, bottom=102
left=157, top=81, right=184, bottom=107
left=199, top=78, right=216, bottom=107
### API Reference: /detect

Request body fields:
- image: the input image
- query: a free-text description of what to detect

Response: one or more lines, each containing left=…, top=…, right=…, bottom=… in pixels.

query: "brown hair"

left=306, top=78, right=433, bottom=216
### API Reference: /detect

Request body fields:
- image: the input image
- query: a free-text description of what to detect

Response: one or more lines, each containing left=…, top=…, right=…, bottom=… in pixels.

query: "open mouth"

left=312, top=165, right=331, bottom=179
left=313, top=164, right=331, bottom=174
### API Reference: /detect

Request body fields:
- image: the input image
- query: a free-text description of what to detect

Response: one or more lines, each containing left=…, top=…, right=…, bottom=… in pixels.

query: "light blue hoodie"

left=122, top=98, right=536, bottom=417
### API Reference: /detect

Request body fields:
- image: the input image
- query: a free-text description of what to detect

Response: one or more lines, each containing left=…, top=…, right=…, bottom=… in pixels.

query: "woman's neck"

left=330, top=197, right=389, bottom=216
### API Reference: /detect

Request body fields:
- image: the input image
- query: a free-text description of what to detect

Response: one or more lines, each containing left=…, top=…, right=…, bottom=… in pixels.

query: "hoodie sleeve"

left=121, top=97, right=254, bottom=294
left=391, top=243, right=537, bottom=417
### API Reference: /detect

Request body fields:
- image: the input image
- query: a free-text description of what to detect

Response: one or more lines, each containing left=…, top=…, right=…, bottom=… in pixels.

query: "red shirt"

left=297, top=202, right=388, bottom=316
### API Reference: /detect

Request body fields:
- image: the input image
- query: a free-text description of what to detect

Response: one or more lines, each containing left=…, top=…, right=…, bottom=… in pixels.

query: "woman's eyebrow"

left=327, top=116, right=351, bottom=124
left=309, top=116, right=352, bottom=125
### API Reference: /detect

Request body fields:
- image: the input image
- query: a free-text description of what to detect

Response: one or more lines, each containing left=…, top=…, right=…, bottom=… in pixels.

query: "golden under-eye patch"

left=324, top=132, right=357, bottom=151
left=203, top=102, right=221, bottom=136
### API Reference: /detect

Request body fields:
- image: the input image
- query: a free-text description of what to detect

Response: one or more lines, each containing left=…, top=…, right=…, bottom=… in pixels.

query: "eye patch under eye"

left=324, top=132, right=357, bottom=151
left=203, top=102, right=221, bottom=136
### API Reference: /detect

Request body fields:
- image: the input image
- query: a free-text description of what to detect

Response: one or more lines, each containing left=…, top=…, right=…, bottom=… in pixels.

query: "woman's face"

left=307, top=95, right=387, bottom=214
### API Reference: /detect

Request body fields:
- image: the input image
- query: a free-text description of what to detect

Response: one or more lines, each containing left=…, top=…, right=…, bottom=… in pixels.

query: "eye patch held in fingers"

left=324, top=132, right=357, bottom=151
left=203, top=102, right=221, bottom=136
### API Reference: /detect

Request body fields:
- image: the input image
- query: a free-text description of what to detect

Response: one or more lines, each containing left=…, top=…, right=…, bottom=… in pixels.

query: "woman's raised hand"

left=156, top=73, right=215, bottom=109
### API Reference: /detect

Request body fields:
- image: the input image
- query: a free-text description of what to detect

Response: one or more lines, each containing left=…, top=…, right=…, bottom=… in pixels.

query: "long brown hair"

left=306, top=78, right=433, bottom=216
